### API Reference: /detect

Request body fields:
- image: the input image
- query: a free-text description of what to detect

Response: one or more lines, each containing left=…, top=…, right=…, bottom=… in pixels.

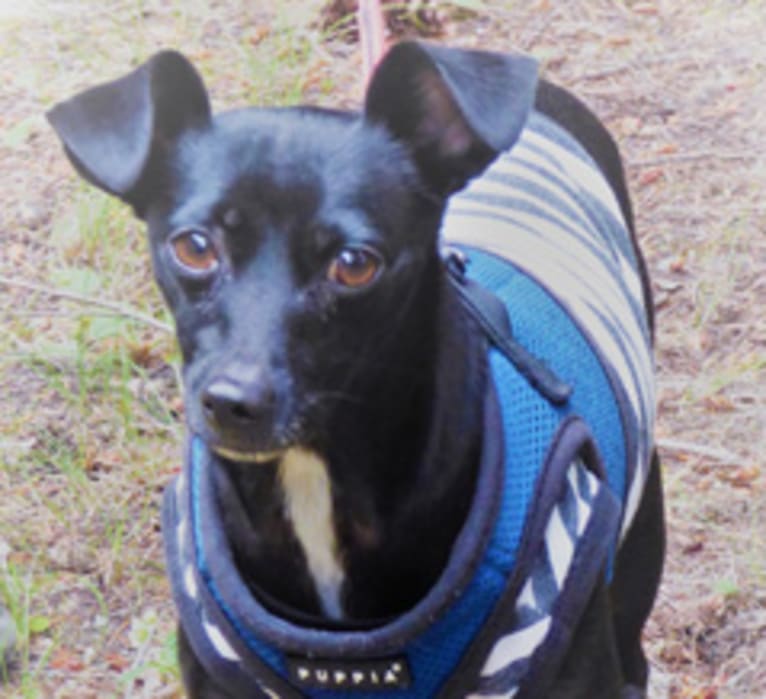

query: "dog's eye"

left=170, top=229, right=219, bottom=273
left=327, top=246, right=383, bottom=289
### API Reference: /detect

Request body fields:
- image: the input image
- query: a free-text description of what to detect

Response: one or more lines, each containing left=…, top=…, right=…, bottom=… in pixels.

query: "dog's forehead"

left=169, top=107, right=416, bottom=226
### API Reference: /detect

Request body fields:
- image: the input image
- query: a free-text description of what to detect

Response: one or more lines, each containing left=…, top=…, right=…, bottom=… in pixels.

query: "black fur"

left=48, top=41, right=664, bottom=698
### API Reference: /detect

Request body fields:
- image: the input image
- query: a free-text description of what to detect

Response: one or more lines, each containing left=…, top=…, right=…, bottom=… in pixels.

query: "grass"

left=0, top=285, right=183, bottom=694
left=0, top=561, right=50, bottom=688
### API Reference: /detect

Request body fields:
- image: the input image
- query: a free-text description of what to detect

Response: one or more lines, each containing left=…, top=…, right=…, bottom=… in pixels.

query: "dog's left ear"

left=365, top=41, right=537, bottom=196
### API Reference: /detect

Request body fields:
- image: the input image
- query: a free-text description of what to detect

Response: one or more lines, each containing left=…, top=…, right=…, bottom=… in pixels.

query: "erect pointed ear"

left=46, top=50, right=210, bottom=211
left=365, top=41, right=538, bottom=196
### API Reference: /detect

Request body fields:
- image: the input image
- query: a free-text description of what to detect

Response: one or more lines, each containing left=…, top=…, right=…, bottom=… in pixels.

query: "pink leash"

left=357, top=0, right=388, bottom=86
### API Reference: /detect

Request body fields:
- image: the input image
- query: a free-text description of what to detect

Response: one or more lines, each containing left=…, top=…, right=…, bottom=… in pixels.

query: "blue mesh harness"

left=161, top=111, right=655, bottom=699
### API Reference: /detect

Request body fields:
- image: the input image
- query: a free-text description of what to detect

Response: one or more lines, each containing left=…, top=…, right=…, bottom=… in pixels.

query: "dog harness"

left=162, top=109, right=655, bottom=698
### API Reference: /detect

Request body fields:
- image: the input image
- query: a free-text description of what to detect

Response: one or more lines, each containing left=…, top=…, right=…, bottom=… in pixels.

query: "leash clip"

left=443, top=247, right=468, bottom=281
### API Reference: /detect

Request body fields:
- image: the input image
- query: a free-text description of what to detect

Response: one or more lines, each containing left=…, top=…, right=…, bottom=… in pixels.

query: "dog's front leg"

left=177, top=624, right=234, bottom=699
left=545, top=577, right=624, bottom=699
left=610, top=449, right=665, bottom=691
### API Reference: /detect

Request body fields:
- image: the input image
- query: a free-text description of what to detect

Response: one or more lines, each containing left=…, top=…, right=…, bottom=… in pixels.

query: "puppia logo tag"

left=287, top=656, right=411, bottom=690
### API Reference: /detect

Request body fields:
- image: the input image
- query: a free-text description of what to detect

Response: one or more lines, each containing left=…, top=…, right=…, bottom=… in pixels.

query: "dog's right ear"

left=365, top=41, right=538, bottom=197
left=47, top=51, right=210, bottom=213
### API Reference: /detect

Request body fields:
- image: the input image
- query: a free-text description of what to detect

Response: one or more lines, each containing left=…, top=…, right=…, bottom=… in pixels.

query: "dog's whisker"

left=306, top=391, right=365, bottom=406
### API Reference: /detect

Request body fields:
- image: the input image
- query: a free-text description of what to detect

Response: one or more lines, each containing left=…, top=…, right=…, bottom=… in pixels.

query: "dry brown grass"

left=0, top=1, right=764, bottom=697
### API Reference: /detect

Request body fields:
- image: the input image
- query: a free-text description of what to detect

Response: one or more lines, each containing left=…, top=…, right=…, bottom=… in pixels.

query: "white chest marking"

left=278, top=448, right=345, bottom=619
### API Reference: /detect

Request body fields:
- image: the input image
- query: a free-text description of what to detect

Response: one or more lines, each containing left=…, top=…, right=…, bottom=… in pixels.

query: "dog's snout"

left=202, top=373, right=276, bottom=430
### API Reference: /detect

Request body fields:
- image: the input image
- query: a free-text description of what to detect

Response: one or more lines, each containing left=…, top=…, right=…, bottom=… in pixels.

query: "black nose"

left=201, top=374, right=276, bottom=431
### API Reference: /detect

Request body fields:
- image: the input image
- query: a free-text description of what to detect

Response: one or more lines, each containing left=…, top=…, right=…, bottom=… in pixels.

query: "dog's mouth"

left=210, top=444, right=286, bottom=464
left=184, top=379, right=314, bottom=465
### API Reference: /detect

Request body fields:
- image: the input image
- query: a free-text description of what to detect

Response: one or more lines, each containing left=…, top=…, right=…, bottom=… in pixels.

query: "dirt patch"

left=0, top=1, right=764, bottom=697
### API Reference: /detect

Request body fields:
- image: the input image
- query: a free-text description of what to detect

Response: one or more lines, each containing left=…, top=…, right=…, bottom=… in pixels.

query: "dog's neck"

left=217, top=270, right=486, bottom=623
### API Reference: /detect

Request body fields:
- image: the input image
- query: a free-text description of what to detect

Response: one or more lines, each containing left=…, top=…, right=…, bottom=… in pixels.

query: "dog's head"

left=48, top=42, right=537, bottom=462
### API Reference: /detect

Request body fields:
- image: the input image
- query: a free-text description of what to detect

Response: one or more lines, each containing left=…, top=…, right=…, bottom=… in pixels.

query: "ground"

left=0, top=1, right=764, bottom=697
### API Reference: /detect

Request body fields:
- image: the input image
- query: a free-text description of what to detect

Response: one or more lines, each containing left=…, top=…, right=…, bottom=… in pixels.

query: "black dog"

left=48, top=41, right=664, bottom=698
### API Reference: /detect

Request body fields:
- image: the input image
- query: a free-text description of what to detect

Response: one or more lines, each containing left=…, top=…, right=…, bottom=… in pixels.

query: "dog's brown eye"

left=327, top=247, right=382, bottom=289
left=170, top=229, right=219, bottom=273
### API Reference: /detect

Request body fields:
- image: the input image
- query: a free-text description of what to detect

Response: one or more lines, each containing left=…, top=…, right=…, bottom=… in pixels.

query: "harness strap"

left=444, top=250, right=573, bottom=406
left=441, top=418, right=621, bottom=699
left=163, top=472, right=300, bottom=698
